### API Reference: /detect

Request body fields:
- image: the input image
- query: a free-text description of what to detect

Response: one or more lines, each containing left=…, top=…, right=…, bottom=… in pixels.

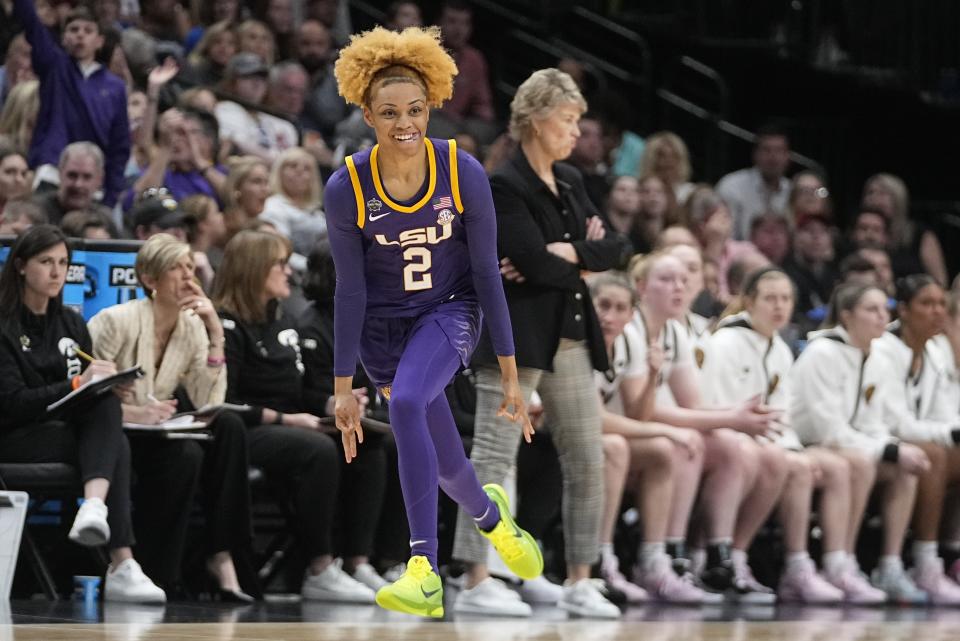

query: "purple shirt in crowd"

left=14, top=0, right=130, bottom=207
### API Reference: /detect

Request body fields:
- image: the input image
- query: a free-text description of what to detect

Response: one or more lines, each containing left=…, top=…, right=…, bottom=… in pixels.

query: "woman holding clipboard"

left=89, top=232, right=254, bottom=601
left=0, top=225, right=165, bottom=603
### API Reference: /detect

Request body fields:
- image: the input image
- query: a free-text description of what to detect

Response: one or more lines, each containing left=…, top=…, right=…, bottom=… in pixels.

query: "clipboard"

left=46, top=366, right=145, bottom=414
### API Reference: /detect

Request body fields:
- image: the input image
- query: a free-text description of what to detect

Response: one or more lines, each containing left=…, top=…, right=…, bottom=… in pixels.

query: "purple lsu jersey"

left=343, top=138, right=475, bottom=316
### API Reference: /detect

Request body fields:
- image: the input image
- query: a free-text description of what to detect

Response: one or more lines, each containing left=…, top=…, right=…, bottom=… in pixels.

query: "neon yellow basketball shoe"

left=375, top=556, right=444, bottom=618
left=478, top=483, right=544, bottom=580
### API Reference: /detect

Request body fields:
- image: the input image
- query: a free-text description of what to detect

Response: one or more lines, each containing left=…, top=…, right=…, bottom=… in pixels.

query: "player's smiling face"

left=364, top=81, right=429, bottom=155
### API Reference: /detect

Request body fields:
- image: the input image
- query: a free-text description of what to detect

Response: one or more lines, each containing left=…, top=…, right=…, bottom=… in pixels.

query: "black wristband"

left=882, top=442, right=900, bottom=463
left=274, top=412, right=284, bottom=425
left=952, top=428, right=960, bottom=446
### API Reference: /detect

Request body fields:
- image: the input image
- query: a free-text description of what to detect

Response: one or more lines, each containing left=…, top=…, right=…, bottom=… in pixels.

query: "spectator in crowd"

left=214, top=229, right=383, bottom=602
left=603, top=175, right=641, bottom=250
left=265, top=62, right=338, bottom=171
left=783, top=208, right=838, bottom=325
left=568, top=113, right=609, bottom=211
left=216, top=53, right=298, bottom=163
left=701, top=268, right=859, bottom=604
left=127, top=58, right=180, bottom=179
left=130, top=193, right=189, bottom=241
left=848, top=207, right=889, bottom=252
left=716, top=124, right=791, bottom=240
left=638, top=131, right=695, bottom=205
left=656, top=224, right=698, bottom=250
left=256, top=0, right=295, bottom=60
left=181, top=194, right=225, bottom=290
left=636, top=174, right=680, bottom=253
left=178, top=87, right=220, bottom=114
left=862, top=173, right=947, bottom=285
left=260, top=147, right=326, bottom=254
left=385, top=1, right=422, bottom=31
left=129, top=108, right=227, bottom=210
left=236, top=19, right=276, bottom=66
left=792, top=283, right=933, bottom=603
left=306, top=0, right=353, bottom=46
left=33, top=142, right=112, bottom=227
left=138, top=0, right=191, bottom=47
left=872, top=275, right=960, bottom=603
left=184, top=0, right=244, bottom=55
left=0, top=225, right=165, bottom=602
left=221, top=155, right=269, bottom=240
left=0, top=34, right=34, bottom=108
left=624, top=251, right=779, bottom=600
left=454, top=68, right=627, bottom=619
left=88, top=233, right=254, bottom=600
left=858, top=247, right=895, bottom=297
left=788, top=170, right=831, bottom=228
left=838, top=252, right=881, bottom=287
left=0, top=148, right=30, bottom=211
left=749, top=213, right=791, bottom=266
left=297, top=19, right=351, bottom=143
left=686, top=185, right=757, bottom=303
left=97, top=27, right=133, bottom=91
left=60, top=209, right=116, bottom=239
left=12, top=2, right=129, bottom=206
left=435, top=1, right=495, bottom=139
left=590, top=274, right=712, bottom=604
left=0, top=197, right=45, bottom=234
left=725, top=249, right=772, bottom=299
left=184, top=20, right=238, bottom=87
left=594, top=94, right=644, bottom=179
left=0, top=79, right=38, bottom=154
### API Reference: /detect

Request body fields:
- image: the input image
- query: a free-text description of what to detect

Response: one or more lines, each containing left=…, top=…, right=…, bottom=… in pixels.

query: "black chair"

left=0, top=463, right=83, bottom=600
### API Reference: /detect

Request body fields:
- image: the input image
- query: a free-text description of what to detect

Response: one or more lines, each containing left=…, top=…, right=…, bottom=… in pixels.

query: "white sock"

left=913, top=540, right=939, bottom=567
left=731, top=548, right=748, bottom=567
left=823, top=551, right=848, bottom=576
left=640, top=542, right=666, bottom=571
left=879, top=555, right=904, bottom=575
left=600, top=542, right=615, bottom=561
left=786, top=551, right=810, bottom=571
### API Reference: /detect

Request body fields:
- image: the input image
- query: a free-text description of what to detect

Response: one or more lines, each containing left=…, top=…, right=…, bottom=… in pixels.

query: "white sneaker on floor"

left=350, top=563, right=388, bottom=592
left=302, top=559, right=376, bottom=603
left=871, top=564, right=928, bottom=605
left=600, top=553, right=648, bottom=604
left=382, top=562, right=405, bottom=583
left=558, top=579, right=621, bottom=619
left=912, top=558, right=960, bottom=605
left=824, top=560, right=885, bottom=605
left=731, top=554, right=776, bottom=604
left=68, top=498, right=110, bottom=547
left=635, top=555, right=722, bottom=605
left=519, top=575, right=564, bottom=604
left=454, top=577, right=531, bottom=617
left=104, top=559, right=166, bottom=604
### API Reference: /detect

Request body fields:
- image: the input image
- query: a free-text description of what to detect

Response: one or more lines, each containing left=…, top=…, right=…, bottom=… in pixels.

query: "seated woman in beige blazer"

left=88, top=233, right=255, bottom=602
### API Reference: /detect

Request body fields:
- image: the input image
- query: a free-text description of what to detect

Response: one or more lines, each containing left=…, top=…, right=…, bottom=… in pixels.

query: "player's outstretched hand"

left=335, top=392, right=364, bottom=464
left=498, top=377, right=534, bottom=443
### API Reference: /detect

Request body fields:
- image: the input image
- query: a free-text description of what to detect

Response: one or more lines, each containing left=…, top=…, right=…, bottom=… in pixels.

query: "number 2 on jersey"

left=403, top=247, right=432, bottom=291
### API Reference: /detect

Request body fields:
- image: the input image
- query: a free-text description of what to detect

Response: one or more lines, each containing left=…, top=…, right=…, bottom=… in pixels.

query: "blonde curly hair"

left=334, top=26, right=457, bottom=108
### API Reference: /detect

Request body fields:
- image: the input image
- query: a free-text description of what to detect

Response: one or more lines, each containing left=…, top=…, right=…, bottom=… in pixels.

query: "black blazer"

left=473, top=148, right=631, bottom=372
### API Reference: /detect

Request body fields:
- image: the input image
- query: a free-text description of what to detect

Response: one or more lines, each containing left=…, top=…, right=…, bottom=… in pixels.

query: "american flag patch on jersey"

left=432, top=196, right=453, bottom=210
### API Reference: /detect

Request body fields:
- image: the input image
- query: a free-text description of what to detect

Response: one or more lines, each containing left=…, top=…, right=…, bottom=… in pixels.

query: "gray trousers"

left=452, top=340, right=604, bottom=566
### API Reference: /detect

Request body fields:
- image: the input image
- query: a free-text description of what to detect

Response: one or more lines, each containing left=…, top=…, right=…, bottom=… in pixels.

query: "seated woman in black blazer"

left=0, top=225, right=164, bottom=603
left=213, top=230, right=387, bottom=601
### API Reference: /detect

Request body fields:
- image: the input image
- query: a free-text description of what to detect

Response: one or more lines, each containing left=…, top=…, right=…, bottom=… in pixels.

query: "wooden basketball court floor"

left=2, top=600, right=960, bottom=641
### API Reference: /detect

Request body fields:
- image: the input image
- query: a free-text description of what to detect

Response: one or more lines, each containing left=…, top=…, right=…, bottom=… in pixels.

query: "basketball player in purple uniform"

left=324, top=26, right=543, bottom=618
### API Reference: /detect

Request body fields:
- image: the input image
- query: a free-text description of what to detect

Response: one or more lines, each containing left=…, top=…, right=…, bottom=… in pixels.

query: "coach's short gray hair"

left=508, top=68, right=587, bottom=142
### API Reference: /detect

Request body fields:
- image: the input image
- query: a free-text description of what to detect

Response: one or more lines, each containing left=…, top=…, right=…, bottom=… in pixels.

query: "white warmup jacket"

left=790, top=326, right=898, bottom=461
left=700, top=312, right=802, bottom=450
left=930, top=334, right=960, bottom=416
left=872, top=323, right=960, bottom=446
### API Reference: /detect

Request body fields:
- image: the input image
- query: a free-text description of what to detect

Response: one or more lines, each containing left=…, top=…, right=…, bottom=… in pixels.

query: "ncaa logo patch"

left=367, top=197, right=383, bottom=212
left=436, top=209, right=454, bottom=225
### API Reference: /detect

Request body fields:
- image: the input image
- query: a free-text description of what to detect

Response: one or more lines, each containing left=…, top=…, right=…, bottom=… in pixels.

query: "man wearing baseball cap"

left=132, top=191, right=189, bottom=241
